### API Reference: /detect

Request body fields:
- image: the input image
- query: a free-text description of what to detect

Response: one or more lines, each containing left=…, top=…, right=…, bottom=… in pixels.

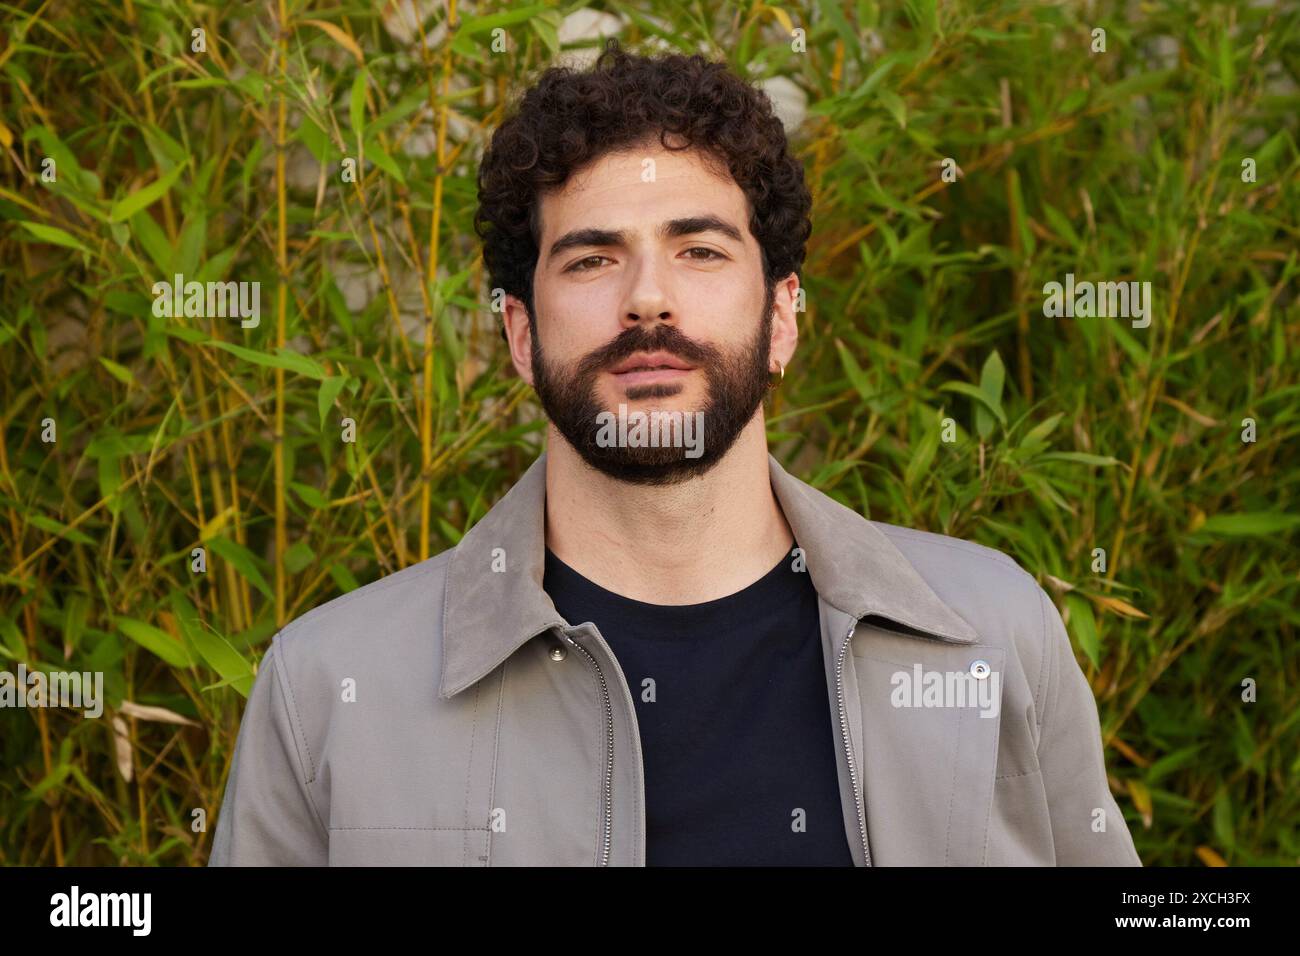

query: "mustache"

left=574, top=325, right=720, bottom=379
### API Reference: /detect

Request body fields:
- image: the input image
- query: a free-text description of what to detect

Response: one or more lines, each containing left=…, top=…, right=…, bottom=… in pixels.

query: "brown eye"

left=566, top=255, right=608, bottom=273
left=684, top=247, right=723, bottom=261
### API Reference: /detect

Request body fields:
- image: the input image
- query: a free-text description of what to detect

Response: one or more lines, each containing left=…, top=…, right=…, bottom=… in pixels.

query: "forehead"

left=536, top=144, right=749, bottom=242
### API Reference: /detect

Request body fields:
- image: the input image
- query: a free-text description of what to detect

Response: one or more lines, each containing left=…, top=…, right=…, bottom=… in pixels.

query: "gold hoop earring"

left=768, top=360, right=785, bottom=389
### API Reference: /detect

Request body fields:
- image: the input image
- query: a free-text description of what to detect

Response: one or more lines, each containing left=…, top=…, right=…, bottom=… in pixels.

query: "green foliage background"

left=1, top=0, right=1297, bottom=866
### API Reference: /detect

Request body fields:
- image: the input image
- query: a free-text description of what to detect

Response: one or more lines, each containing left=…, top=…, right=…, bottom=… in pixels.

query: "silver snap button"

left=969, top=659, right=990, bottom=679
left=549, top=646, right=567, bottom=662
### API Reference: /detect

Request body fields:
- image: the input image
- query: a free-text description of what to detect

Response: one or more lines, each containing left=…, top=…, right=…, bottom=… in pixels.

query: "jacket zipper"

left=836, top=619, right=871, bottom=865
left=564, top=633, right=615, bottom=866
left=568, top=620, right=866, bottom=867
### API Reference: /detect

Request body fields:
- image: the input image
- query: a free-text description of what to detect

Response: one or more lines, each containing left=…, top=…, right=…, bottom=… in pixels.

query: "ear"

left=502, top=293, right=535, bottom=386
left=769, top=272, right=800, bottom=371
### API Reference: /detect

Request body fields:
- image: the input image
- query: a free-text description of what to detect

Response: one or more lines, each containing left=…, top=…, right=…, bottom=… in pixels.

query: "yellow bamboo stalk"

left=394, top=380, right=532, bottom=511
left=418, top=0, right=457, bottom=562
left=322, top=83, right=419, bottom=377
left=122, top=0, right=176, bottom=238
left=189, top=364, right=244, bottom=630
left=1000, top=78, right=1032, bottom=404
left=274, top=0, right=289, bottom=627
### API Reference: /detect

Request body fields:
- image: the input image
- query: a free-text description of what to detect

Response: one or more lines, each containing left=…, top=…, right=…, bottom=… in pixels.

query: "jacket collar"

left=438, top=450, right=977, bottom=699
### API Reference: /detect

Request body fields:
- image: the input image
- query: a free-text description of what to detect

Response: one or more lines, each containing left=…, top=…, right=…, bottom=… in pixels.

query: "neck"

left=543, top=413, right=794, bottom=605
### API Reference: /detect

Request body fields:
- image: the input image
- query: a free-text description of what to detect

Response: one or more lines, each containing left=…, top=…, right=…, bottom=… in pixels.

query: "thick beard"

left=529, top=282, right=775, bottom=486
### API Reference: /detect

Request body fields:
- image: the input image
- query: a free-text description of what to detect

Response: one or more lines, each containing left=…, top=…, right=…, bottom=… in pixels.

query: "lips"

left=609, top=351, right=696, bottom=375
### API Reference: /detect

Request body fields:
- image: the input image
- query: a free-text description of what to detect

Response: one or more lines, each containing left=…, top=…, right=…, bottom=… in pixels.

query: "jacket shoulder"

left=275, top=550, right=453, bottom=656
left=871, top=520, right=1034, bottom=585
left=870, top=521, right=1056, bottom=710
left=269, top=551, right=456, bottom=723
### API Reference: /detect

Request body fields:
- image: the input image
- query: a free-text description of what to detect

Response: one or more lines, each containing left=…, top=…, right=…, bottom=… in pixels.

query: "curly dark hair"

left=474, top=37, right=812, bottom=341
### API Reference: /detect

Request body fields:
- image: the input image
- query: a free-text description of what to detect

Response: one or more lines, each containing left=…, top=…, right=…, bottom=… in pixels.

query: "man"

left=210, top=40, right=1140, bottom=866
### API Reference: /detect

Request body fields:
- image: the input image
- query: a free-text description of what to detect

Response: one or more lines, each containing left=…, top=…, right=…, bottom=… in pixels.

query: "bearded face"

left=528, top=280, right=776, bottom=486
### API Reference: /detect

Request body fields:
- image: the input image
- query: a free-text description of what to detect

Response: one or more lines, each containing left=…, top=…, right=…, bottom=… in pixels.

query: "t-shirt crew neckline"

left=542, top=543, right=801, bottom=637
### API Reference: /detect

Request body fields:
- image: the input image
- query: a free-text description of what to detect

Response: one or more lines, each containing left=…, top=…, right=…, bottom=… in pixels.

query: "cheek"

left=536, top=283, right=619, bottom=353
left=689, top=275, right=762, bottom=333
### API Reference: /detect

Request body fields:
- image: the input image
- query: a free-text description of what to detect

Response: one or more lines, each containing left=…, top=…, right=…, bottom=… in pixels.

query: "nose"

left=620, top=255, right=676, bottom=331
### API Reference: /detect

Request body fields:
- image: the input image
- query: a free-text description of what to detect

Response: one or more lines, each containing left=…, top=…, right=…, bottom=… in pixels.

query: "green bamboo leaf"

left=98, top=357, right=135, bottom=387
left=173, top=211, right=207, bottom=277
left=28, top=513, right=95, bottom=546
left=939, top=381, right=1007, bottom=426
left=1006, top=168, right=1035, bottom=258
left=851, top=59, right=896, bottom=99
left=207, top=341, right=328, bottom=380
left=436, top=516, right=465, bottom=546
left=878, top=89, right=907, bottom=129
left=330, top=562, right=361, bottom=593
left=1035, top=452, right=1121, bottom=466
left=291, top=481, right=330, bottom=509
left=904, top=416, right=942, bottom=489
left=116, top=616, right=195, bottom=669
left=0, top=614, right=25, bottom=661
left=236, top=74, right=267, bottom=106
left=298, top=113, right=332, bottom=162
left=1065, top=593, right=1100, bottom=669
left=185, top=621, right=255, bottom=698
left=1107, top=319, right=1151, bottom=363
left=24, top=125, right=100, bottom=193
left=129, top=209, right=172, bottom=273
left=530, top=13, right=560, bottom=57
left=370, top=88, right=429, bottom=135
left=67, top=765, right=110, bottom=804
left=1212, top=790, right=1234, bottom=850
left=458, top=3, right=549, bottom=35
left=99, top=453, right=124, bottom=514
left=976, top=350, right=1006, bottom=439
left=162, top=325, right=209, bottom=344
left=172, top=77, right=229, bottom=91
left=1197, top=513, right=1300, bottom=537
left=1022, top=472, right=1073, bottom=513
left=1058, top=87, right=1089, bottom=114
left=284, top=540, right=315, bottom=575
left=195, top=244, right=238, bottom=284
left=18, top=220, right=91, bottom=254
left=362, top=137, right=405, bottom=185
left=318, top=375, right=348, bottom=429
left=1216, top=27, right=1234, bottom=92
left=85, top=429, right=154, bottom=458
left=1020, top=412, right=1064, bottom=450
left=834, top=338, right=873, bottom=401
left=1146, top=744, right=1204, bottom=783
left=63, top=594, right=89, bottom=658
left=1042, top=203, right=1082, bottom=249
left=24, top=764, right=73, bottom=801
left=206, top=536, right=274, bottom=601
left=109, top=161, right=187, bottom=222
left=350, top=69, right=367, bottom=140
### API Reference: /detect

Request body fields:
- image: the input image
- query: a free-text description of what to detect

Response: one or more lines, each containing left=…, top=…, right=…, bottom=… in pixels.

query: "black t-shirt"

left=542, top=544, right=854, bottom=866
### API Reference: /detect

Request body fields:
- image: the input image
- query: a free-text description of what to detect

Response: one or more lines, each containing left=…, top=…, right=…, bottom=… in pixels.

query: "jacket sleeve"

left=1035, top=587, right=1142, bottom=866
left=209, top=637, right=329, bottom=865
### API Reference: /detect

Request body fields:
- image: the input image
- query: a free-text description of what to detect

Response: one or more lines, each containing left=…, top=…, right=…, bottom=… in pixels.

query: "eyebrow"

left=545, top=215, right=745, bottom=264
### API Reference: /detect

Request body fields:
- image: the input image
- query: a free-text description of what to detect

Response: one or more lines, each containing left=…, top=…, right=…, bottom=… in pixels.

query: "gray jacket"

left=210, top=451, right=1141, bottom=866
